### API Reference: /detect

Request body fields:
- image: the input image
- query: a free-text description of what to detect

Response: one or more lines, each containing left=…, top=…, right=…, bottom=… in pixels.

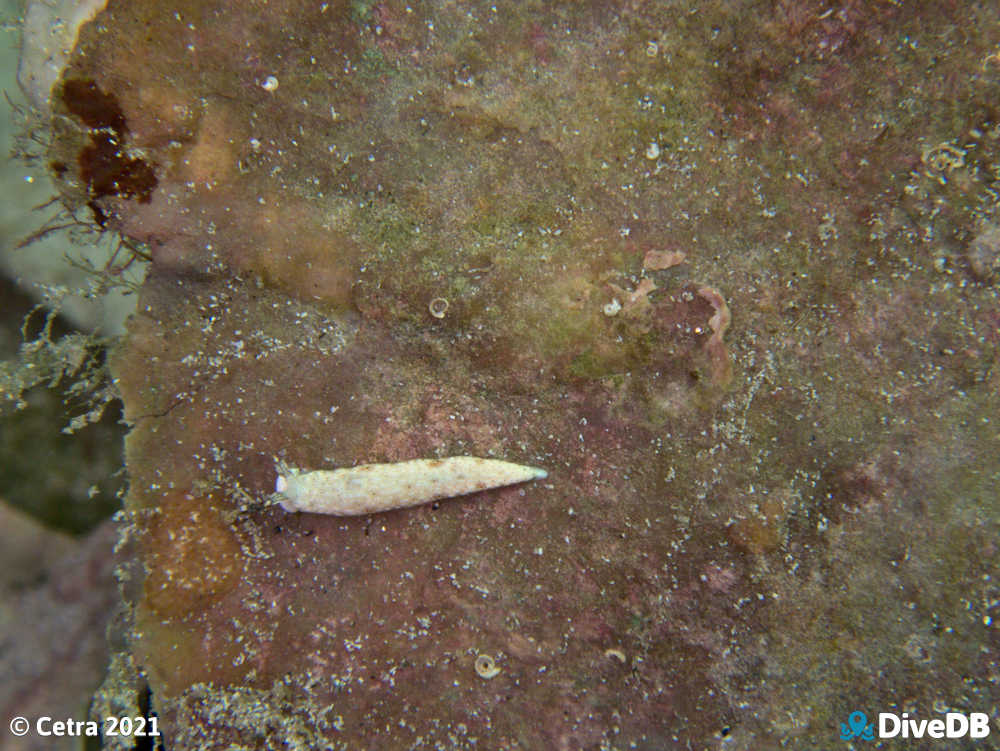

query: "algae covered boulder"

left=21, top=0, right=1000, bottom=747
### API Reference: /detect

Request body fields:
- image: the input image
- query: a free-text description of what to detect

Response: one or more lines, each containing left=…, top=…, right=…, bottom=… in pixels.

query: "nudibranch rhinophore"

left=275, top=456, right=547, bottom=516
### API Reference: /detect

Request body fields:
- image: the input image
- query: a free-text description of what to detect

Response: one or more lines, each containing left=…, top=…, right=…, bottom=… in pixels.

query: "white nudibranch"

left=275, top=456, right=547, bottom=516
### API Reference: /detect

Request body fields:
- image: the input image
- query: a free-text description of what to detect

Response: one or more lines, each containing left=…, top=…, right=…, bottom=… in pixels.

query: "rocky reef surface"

left=23, top=0, right=1000, bottom=747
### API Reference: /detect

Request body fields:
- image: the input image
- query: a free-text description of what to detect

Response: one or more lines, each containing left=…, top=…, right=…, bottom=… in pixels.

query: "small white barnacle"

left=428, top=297, right=449, bottom=319
left=275, top=456, right=547, bottom=516
left=604, top=647, right=627, bottom=664
left=474, top=654, right=501, bottom=679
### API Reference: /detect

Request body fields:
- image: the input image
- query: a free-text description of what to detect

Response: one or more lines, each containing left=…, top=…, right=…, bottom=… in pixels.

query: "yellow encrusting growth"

left=275, top=456, right=547, bottom=516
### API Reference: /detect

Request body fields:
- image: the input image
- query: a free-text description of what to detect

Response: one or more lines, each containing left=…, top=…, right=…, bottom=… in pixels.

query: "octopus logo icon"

left=840, top=711, right=875, bottom=741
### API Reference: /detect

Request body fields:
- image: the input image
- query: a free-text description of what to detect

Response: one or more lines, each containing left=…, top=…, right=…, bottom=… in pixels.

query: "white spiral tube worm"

left=275, top=456, right=547, bottom=516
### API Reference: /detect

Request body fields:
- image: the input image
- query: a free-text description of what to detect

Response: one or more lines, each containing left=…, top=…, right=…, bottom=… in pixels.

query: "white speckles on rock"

left=275, top=456, right=547, bottom=516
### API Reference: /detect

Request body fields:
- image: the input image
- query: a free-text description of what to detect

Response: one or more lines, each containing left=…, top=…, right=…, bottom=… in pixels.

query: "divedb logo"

left=840, top=710, right=992, bottom=741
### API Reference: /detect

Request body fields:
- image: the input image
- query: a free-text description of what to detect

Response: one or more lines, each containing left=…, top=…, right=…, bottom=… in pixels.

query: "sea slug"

left=275, top=456, right=547, bottom=515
